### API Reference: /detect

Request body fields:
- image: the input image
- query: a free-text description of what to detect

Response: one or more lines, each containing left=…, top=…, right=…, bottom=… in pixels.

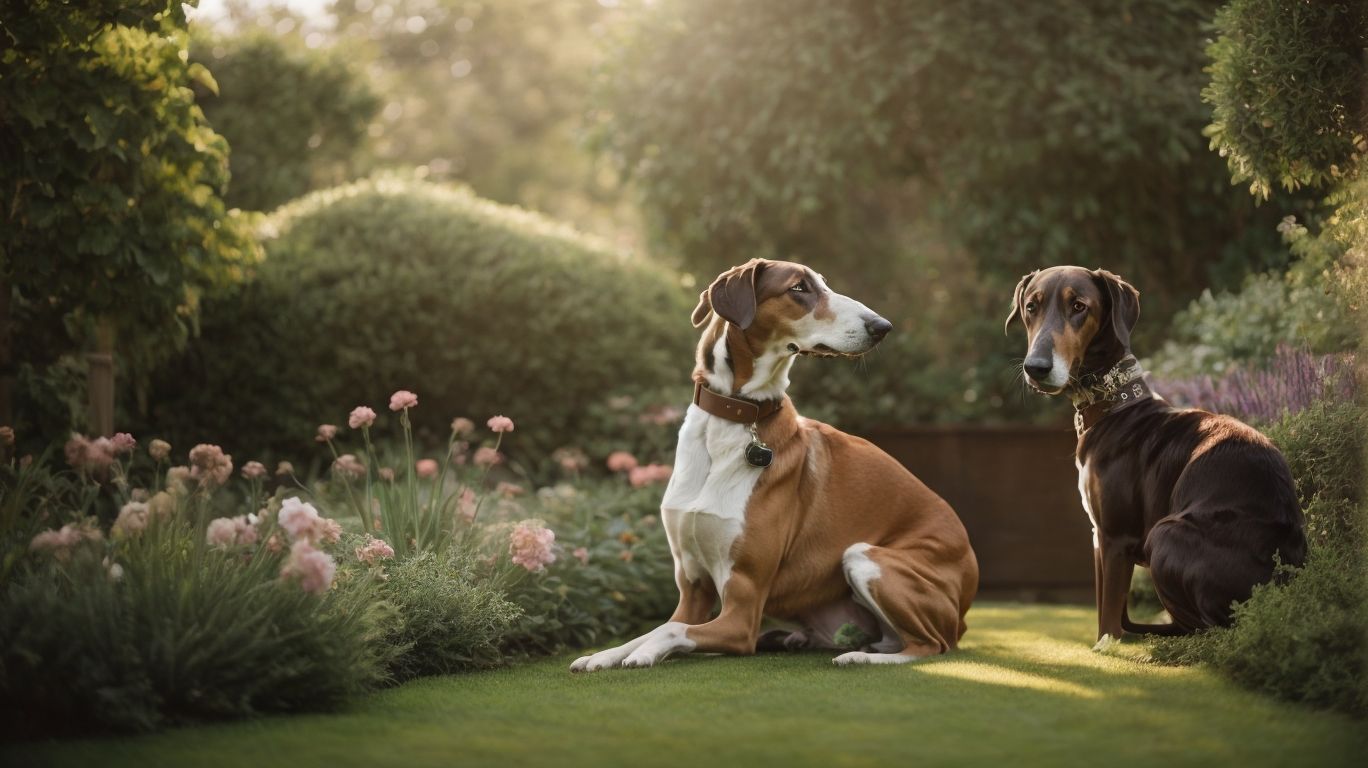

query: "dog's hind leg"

left=832, top=543, right=960, bottom=666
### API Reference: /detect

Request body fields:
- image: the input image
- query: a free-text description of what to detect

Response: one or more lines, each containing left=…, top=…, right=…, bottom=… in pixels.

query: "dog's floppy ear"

left=1093, top=269, right=1140, bottom=349
left=1003, top=270, right=1039, bottom=334
left=690, top=290, right=712, bottom=327
left=701, top=259, right=766, bottom=330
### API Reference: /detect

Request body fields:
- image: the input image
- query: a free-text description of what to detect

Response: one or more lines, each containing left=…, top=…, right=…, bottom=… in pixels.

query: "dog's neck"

left=692, top=317, right=795, bottom=403
left=1066, top=352, right=1157, bottom=435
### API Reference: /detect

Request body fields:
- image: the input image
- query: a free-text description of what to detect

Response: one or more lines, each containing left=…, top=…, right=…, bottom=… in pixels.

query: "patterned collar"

left=1068, top=355, right=1154, bottom=435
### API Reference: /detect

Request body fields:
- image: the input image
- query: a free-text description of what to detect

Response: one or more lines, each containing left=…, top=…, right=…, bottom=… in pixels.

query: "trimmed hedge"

left=131, top=177, right=695, bottom=470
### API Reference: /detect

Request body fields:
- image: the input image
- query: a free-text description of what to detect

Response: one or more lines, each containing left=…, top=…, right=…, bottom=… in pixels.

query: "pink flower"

left=450, top=417, right=475, bottom=436
left=458, top=488, right=479, bottom=523
left=349, top=406, right=377, bottom=429
left=189, top=444, right=233, bottom=488
left=573, top=546, right=589, bottom=565
left=389, top=390, right=418, bottom=411
left=280, top=541, right=336, bottom=594
left=241, top=461, right=267, bottom=480
left=148, top=439, right=171, bottom=462
left=629, top=463, right=672, bottom=488
left=165, top=466, right=193, bottom=494
left=319, top=518, right=342, bottom=545
left=354, top=536, right=396, bottom=565
left=415, top=459, right=439, bottom=478
left=473, top=447, right=501, bottom=468
left=332, top=453, right=366, bottom=480
left=110, top=433, right=137, bottom=454
left=316, top=424, right=338, bottom=443
left=606, top=451, right=638, bottom=472
left=276, top=461, right=295, bottom=477
left=206, top=517, right=238, bottom=548
left=508, top=521, right=556, bottom=572
left=278, top=497, right=330, bottom=544
left=30, top=521, right=102, bottom=561
left=497, top=481, right=524, bottom=498
left=65, top=433, right=115, bottom=474
left=378, top=467, right=396, bottom=482
left=487, top=415, right=515, bottom=433
left=113, top=501, right=150, bottom=537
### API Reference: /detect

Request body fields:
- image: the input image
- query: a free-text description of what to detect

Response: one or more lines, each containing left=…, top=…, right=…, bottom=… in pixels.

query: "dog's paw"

left=1092, top=634, right=1122, bottom=653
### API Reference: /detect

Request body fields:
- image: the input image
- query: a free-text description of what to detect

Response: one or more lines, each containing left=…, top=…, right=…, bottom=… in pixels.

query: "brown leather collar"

left=693, top=382, right=783, bottom=424
left=1071, top=355, right=1154, bottom=435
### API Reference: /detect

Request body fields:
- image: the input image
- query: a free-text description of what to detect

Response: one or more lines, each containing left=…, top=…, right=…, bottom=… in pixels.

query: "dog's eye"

left=1072, top=301, right=1087, bottom=314
left=1024, top=301, right=1038, bottom=313
left=790, top=282, right=807, bottom=293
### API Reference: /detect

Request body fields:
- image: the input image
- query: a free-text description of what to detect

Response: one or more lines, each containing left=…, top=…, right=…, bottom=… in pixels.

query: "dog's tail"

left=1121, top=608, right=1190, bottom=637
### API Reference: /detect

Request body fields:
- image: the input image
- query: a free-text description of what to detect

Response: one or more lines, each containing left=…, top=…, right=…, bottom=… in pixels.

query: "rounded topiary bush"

left=133, top=177, right=694, bottom=469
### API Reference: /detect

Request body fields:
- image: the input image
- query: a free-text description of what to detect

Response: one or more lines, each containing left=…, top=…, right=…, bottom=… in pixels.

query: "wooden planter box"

left=860, top=425, right=1092, bottom=603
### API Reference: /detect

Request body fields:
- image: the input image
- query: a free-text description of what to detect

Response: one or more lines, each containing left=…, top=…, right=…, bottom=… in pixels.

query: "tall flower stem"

left=466, top=432, right=503, bottom=526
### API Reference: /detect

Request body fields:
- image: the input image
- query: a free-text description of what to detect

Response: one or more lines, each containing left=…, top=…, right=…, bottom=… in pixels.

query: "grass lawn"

left=4, top=602, right=1362, bottom=768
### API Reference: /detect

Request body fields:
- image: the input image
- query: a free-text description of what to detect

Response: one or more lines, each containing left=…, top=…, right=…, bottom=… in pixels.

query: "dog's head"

left=1004, top=266, right=1139, bottom=395
left=692, top=258, right=892, bottom=358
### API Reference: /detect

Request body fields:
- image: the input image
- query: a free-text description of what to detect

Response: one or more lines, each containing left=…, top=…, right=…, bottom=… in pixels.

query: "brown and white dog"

left=571, top=259, right=978, bottom=671
left=1007, top=266, right=1306, bottom=648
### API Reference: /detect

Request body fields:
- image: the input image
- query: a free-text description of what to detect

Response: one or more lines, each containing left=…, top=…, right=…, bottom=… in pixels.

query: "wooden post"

left=86, top=318, right=115, bottom=437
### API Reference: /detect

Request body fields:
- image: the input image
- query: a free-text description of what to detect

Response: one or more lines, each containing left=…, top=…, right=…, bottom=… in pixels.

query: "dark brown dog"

left=1006, top=266, right=1306, bottom=646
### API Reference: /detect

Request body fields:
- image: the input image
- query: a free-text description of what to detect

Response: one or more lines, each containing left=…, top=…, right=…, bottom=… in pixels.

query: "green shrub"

left=1263, top=400, right=1365, bottom=534
left=0, top=515, right=394, bottom=735
left=131, top=177, right=695, bottom=474
left=377, top=548, right=521, bottom=681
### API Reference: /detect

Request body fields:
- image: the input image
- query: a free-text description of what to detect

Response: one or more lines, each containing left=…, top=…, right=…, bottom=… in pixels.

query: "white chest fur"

left=660, top=404, right=763, bottom=599
left=1076, top=457, right=1099, bottom=548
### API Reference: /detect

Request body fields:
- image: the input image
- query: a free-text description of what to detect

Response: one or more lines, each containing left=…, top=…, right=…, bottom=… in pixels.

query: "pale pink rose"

left=629, top=463, right=672, bottom=488
left=573, top=547, right=589, bottom=565
left=389, top=390, right=418, bottom=411
left=450, top=417, right=475, bottom=436
left=508, top=521, right=556, bottom=572
left=378, top=467, right=396, bottom=482
left=415, top=459, right=439, bottom=478
left=0, top=426, right=14, bottom=446
left=148, top=439, right=171, bottom=461
left=241, top=461, right=267, bottom=480
left=354, top=536, right=396, bottom=565
left=206, top=517, right=238, bottom=548
left=606, top=451, right=638, bottom=472
left=497, top=481, right=524, bottom=498
left=332, top=453, right=366, bottom=480
left=276, top=461, right=295, bottom=476
left=113, top=501, right=150, bottom=537
left=316, top=424, right=338, bottom=443
left=278, top=497, right=324, bottom=543
left=110, top=433, right=137, bottom=454
left=486, top=415, right=515, bottom=433
left=280, top=540, right=336, bottom=594
left=189, top=444, right=233, bottom=488
left=473, top=447, right=501, bottom=468
left=457, top=487, right=479, bottom=523
left=349, top=406, right=377, bottom=429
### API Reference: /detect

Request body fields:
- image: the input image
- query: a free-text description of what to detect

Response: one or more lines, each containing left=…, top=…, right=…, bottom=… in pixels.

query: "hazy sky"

left=192, top=0, right=333, bottom=21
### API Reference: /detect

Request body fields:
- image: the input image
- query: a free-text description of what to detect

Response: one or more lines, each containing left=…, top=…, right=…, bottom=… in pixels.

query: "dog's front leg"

left=1095, top=543, right=1133, bottom=648
left=621, top=571, right=769, bottom=668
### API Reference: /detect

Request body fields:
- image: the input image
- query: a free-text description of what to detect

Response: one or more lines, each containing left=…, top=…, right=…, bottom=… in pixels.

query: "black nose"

left=865, top=317, right=892, bottom=341
left=1023, top=358, right=1052, bottom=381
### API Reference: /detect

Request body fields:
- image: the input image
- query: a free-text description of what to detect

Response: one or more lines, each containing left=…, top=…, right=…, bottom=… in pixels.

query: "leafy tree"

left=190, top=30, right=380, bottom=212
left=593, top=0, right=1297, bottom=314
left=0, top=0, right=258, bottom=435
left=1204, top=0, right=1367, bottom=199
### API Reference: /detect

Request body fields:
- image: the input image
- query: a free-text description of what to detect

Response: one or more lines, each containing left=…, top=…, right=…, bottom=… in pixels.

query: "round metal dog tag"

left=746, top=442, right=773, bottom=468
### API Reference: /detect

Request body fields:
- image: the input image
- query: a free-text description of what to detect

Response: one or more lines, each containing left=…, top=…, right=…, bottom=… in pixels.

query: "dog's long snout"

left=1023, top=357, right=1053, bottom=382
left=864, top=316, right=892, bottom=341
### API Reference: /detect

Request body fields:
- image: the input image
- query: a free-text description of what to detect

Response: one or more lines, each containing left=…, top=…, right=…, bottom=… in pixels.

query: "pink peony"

left=354, top=536, right=396, bottom=565
left=276, top=461, right=295, bottom=477
left=148, top=439, right=171, bottom=461
left=349, top=406, right=377, bottom=430
left=629, top=463, right=673, bottom=488
left=450, top=417, right=475, bottom=436
left=473, top=447, right=501, bottom=468
left=189, top=444, right=233, bottom=488
left=111, top=433, right=137, bottom=454
left=316, top=424, right=338, bottom=443
left=573, top=547, right=589, bottom=565
left=332, top=453, right=366, bottom=479
left=606, top=451, right=639, bottom=473
left=280, top=541, right=336, bottom=594
left=241, top=461, right=267, bottom=480
left=389, top=390, right=418, bottom=411
left=486, top=415, right=515, bottom=433
left=415, top=458, right=439, bottom=478
left=113, top=501, right=150, bottom=537
left=508, top=521, right=556, bottom=572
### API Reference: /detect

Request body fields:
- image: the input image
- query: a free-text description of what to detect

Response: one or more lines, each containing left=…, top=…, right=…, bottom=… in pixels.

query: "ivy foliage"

left=190, top=30, right=379, bottom=212
left=0, top=0, right=259, bottom=415
left=1204, top=0, right=1367, bottom=199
